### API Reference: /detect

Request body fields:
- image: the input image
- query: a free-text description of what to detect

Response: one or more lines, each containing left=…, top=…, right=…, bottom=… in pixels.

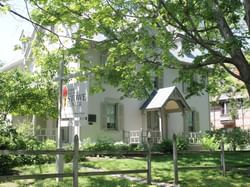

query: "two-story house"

left=0, top=29, right=210, bottom=144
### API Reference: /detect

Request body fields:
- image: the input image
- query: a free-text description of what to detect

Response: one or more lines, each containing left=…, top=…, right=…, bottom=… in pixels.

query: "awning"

left=141, top=86, right=191, bottom=112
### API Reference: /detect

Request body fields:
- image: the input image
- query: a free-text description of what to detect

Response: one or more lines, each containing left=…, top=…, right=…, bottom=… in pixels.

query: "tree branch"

left=220, top=63, right=243, bottom=81
left=211, top=0, right=247, bottom=63
left=244, top=0, right=250, bottom=31
left=0, top=2, right=67, bottom=47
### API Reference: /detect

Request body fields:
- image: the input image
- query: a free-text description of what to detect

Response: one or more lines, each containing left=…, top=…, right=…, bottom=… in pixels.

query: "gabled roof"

left=141, top=86, right=191, bottom=112
left=0, top=59, right=24, bottom=72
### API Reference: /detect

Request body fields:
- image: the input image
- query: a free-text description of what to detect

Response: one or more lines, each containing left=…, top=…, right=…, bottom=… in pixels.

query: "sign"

left=61, top=81, right=88, bottom=120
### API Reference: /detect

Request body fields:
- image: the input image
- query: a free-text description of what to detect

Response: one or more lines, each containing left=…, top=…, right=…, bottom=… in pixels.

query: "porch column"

left=164, top=113, right=168, bottom=139
left=158, top=109, right=163, bottom=141
left=182, top=110, right=189, bottom=137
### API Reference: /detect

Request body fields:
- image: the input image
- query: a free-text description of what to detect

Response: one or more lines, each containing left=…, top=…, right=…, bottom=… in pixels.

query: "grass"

left=1, top=151, right=250, bottom=186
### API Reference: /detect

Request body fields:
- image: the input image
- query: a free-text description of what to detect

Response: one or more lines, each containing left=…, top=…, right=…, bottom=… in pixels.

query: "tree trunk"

left=245, top=82, right=250, bottom=99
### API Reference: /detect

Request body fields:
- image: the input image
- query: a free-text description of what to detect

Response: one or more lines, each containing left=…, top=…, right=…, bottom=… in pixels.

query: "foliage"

left=80, top=138, right=144, bottom=156
left=176, top=136, right=189, bottom=151
left=0, top=121, right=25, bottom=174
left=155, top=139, right=173, bottom=153
left=155, top=136, right=189, bottom=153
left=16, top=0, right=250, bottom=98
left=201, top=134, right=220, bottom=151
left=202, top=128, right=250, bottom=151
left=0, top=120, right=56, bottom=174
left=0, top=70, right=57, bottom=120
left=225, top=128, right=249, bottom=151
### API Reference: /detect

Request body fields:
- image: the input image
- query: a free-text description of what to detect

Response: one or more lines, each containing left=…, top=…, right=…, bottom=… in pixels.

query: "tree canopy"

left=0, top=70, right=57, bottom=121
left=2, top=0, right=250, bottom=98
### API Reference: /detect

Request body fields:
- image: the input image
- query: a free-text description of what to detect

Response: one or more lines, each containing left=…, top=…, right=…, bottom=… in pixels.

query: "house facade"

left=210, top=94, right=250, bottom=130
left=0, top=29, right=210, bottom=144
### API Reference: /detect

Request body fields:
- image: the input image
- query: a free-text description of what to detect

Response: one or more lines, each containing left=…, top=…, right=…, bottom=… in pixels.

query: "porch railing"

left=124, top=130, right=203, bottom=145
left=123, top=130, right=161, bottom=144
left=35, top=128, right=57, bottom=141
left=188, top=132, right=203, bottom=144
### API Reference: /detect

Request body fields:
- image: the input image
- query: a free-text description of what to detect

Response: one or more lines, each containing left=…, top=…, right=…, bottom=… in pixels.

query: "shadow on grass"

left=179, top=169, right=250, bottom=187
left=22, top=175, right=148, bottom=187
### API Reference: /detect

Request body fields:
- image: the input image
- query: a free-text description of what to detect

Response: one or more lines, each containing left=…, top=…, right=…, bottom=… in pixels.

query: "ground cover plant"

left=1, top=152, right=250, bottom=186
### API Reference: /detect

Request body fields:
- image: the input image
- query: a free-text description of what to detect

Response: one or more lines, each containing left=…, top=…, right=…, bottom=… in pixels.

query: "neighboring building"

left=210, top=94, right=250, bottom=130
left=0, top=29, right=210, bottom=144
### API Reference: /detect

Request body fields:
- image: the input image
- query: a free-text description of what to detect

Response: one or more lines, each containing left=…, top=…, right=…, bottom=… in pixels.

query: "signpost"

left=56, top=61, right=88, bottom=182
left=61, top=82, right=88, bottom=119
left=56, top=61, right=64, bottom=182
left=61, top=81, right=88, bottom=142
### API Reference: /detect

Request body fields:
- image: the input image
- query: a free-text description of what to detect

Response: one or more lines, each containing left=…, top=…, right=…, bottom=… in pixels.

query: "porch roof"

left=141, top=86, right=191, bottom=112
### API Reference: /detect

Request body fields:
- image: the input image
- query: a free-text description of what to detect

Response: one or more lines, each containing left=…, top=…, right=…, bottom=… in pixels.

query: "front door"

left=167, top=112, right=184, bottom=139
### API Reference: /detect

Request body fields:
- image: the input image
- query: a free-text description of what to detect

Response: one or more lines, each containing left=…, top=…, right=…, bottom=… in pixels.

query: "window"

left=153, top=76, right=163, bottom=89
left=220, top=100, right=239, bottom=119
left=106, top=103, right=117, bottom=129
left=186, top=111, right=199, bottom=132
left=61, top=127, right=69, bottom=143
left=220, top=102, right=229, bottom=115
left=101, top=100, right=123, bottom=131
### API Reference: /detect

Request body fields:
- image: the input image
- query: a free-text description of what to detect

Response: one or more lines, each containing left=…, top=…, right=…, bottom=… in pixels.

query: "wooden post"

left=173, top=134, right=178, bottom=186
left=73, top=135, right=79, bottom=187
left=147, top=131, right=152, bottom=185
left=221, top=140, right=226, bottom=176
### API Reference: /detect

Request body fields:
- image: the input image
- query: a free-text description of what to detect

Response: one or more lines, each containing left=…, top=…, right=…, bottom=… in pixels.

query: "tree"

left=0, top=70, right=57, bottom=121
left=2, top=0, right=250, bottom=98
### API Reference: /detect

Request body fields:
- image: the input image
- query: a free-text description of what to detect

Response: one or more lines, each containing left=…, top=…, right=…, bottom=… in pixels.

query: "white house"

left=0, top=29, right=210, bottom=144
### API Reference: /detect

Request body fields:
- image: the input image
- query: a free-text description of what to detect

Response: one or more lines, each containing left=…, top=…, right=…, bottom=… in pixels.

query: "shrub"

left=156, top=139, right=173, bottom=153
left=154, top=135, right=189, bottom=153
left=0, top=122, right=27, bottom=174
left=114, top=141, right=130, bottom=151
left=176, top=136, right=189, bottom=151
left=201, top=134, right=219, bottom=151
left=225, top=128, right=248, bottom=151
left=62, top=144, right=73, bottom=162
left=0, top=121, right=57, bottom=174
left=203, top=128, right=249, bottom=151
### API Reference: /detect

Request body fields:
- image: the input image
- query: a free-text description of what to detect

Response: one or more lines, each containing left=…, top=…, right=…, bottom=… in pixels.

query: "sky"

left=0, top=0, right=33, bottom=64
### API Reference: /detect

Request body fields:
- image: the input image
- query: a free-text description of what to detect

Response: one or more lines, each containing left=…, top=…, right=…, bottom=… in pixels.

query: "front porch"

left=140, top=86, right=192, bottom=140
left=123, top=130, right=203, bottom=145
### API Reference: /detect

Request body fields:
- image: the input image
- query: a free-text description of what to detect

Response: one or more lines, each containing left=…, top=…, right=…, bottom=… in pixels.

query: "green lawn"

left=1, top=151, right=250, bottom=187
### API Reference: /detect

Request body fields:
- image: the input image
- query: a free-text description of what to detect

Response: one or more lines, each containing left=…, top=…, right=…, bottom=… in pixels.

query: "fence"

left=172, top=134, right=250, bottom=186
left=0, top=135, right=154, bottom=186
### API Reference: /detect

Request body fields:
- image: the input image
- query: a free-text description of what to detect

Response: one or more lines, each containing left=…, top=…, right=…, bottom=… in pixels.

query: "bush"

left=113, top=141, right=130, bottom=151
left=156, top=139, right=173, bottom=153
left=201, top=134, right=219, bottom=151
left=0, top=121, right=57, bottom=174
left=177, top=136, right=189, bottom=150
left=154, top=135, right=189, bottom=153
left=80, top=138, right=143, bottom=157
left=202, top=128, right=249, bottom=151
left=0, top=122, right=27, bottom=174
left=64, top=144, right=74, bottom=162
left=225, top=128, right=248, bottom=151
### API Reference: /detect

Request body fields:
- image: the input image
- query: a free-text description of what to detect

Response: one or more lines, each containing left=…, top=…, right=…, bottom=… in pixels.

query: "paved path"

left=81, top=165, right=174, bottom=187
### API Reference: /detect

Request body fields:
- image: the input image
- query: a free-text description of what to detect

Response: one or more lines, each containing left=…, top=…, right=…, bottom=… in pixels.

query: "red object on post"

left=62, top=85, right=68, bottom=97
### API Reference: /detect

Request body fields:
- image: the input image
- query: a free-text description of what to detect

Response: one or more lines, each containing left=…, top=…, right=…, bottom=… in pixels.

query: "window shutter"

left=116, top=103, right=124, bottom=131
left=183, top=111, right=190, bottom=133
left=100, top=102, right=107, bottom=130
left=193, top=111, right=200, bottom=131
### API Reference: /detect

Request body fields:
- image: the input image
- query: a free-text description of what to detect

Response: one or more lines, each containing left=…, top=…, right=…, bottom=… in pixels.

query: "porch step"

left=188, top=144, right=203, bottom=151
